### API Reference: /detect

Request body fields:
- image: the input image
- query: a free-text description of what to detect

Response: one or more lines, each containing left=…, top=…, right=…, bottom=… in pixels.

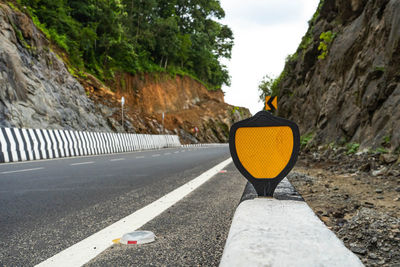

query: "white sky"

left=219, top=0, right=320, bottom=115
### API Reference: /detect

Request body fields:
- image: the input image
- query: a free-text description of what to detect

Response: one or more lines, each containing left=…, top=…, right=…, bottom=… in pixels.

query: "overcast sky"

left=219, top=0, right=320, bottom=115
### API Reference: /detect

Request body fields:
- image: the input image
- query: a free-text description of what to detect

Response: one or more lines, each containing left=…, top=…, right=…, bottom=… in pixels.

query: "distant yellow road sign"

left=265, top=96, right=278, bottom=111
left=229, top=111, right=300, bottom=196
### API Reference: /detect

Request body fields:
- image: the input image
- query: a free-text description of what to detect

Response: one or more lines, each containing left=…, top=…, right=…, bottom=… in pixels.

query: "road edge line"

left=36, top=157, right=232, bottom=267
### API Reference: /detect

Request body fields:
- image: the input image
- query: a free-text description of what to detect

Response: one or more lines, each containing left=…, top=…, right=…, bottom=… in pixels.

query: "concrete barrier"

left=220, top=179, right=364, bottom=267
left=0, top=127, right=181, bottom=163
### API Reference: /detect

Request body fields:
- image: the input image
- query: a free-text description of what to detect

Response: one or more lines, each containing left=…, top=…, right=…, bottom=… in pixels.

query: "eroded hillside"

left=0, top=3, right=250, bottom=143
left=83, top=72, right=251, bottom=143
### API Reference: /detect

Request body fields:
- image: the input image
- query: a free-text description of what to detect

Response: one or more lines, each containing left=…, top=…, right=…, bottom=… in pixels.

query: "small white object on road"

left=119, top=231, right=155, bottom=245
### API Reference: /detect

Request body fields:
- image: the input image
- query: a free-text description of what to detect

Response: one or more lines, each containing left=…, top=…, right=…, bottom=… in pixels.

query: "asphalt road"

left=0, top=145, right=246, bottom=266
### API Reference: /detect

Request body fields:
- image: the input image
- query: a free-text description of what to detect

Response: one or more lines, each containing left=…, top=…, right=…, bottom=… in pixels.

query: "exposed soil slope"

left=83, top=73, right=251, bottom=143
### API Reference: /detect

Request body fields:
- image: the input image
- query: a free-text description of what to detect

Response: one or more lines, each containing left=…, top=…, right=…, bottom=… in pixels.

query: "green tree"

left=16, top=0, right=234, bottom=88
left=258, top=75, right=274, bottom=102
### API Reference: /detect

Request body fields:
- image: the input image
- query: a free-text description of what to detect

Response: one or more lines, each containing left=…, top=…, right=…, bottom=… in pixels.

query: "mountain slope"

left=0, top=3, right=250, bottom=143
left=0, top=3, right=111, bottom=131
left=277, top=0, right=400, bottom=152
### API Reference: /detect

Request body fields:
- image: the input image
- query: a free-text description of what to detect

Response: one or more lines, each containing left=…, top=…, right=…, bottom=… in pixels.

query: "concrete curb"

left=220, top=179, right=364, bottom=267
left=0, top=127, right=181, bottom=163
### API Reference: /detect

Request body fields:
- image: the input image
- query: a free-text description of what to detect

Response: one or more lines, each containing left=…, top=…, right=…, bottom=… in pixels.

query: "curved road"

left=0, top=145, right=246, bottom=266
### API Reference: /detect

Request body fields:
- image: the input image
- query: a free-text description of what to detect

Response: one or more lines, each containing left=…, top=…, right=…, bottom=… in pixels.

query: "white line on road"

left=1, top=167, right=44, bottom=174
left=0, top=148, right=178, bottom=166
left=135, top=156, right=145, bottom=159
left=164, top=153, right=171, bottom=155
left=110, top=158, right=125, bottom=162
left=70, top=161, right=94, bottom=166
left=36, top=157, right=233, bottom=267
left=152, top=154, right=160, bottom=157
left=174, top=151, right=179, bottom=154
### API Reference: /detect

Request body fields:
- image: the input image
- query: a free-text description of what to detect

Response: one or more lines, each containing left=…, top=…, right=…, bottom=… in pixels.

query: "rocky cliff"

left=0, top=2, right=250, bottom=143
left=0, top=3, right=111, bottom=131
left=277, top=0, right=400, bottom=152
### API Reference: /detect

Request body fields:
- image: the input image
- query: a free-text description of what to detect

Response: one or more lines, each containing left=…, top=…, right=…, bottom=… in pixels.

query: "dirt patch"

left=79, top=73, right=250, bottom=144
left=288, top=148, right=400, bottom=266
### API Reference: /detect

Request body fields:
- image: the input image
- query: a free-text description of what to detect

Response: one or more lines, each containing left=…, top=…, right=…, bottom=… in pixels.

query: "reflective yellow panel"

left=235, top=127, right=293, bottom=179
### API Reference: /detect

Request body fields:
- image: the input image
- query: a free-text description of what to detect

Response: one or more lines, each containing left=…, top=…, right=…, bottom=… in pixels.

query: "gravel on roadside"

left=288, top=148, right=400, bottom=267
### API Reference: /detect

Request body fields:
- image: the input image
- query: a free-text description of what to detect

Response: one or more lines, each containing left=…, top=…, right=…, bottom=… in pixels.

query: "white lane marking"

left=110, top=158, right=125, bottom=162
left=1, top=167, right=44, bottom=174
left=0, top=148, right=179, bottom=166
left=36, top=157, right=232, bottom=267
left=164, top=153, right=171, bottom=155
left=174, top=151, right=179, bottom=154
left=152, top=154, right=160, bottom=157
left=180, top=150, right=185, bottom=153
left=135, top=156, right=145, bottom=159
left=70, top=161, right=94, bottom=166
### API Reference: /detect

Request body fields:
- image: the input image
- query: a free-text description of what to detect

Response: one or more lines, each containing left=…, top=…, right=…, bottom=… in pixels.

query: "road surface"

left=0, top=145, right=246, bottom=266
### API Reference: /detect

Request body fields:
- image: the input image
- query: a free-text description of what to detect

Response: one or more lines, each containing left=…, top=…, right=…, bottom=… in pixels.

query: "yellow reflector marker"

left=229, top=110, right=300, bottom=196
left=235, top=127, right=293, bottom=179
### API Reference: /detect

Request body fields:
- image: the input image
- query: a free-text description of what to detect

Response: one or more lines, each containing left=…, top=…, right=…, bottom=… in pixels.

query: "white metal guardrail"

left=0, top=127, right=181, bottom=163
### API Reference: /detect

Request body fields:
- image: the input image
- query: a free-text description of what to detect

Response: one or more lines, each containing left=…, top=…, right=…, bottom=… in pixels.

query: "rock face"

left=278, top=0, right=400, bottom=152
left=0, top=3, right=250, bottom=142
left=0, top=3, right=111, bottom=131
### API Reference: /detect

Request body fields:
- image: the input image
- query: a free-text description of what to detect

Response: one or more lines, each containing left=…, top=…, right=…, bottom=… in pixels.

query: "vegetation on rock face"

left=346, top=142, right=360, bottom=154
left=258, top=73, right=283, bottom=102
left=258, top=54, right=292, bottom=102
left=298, top=0, right=324, bottom=52
left=318, top=31, right=335, bottom=60
left=13, top=0, right=233, bottom=90
left=300, top=133, right=314, bottom=149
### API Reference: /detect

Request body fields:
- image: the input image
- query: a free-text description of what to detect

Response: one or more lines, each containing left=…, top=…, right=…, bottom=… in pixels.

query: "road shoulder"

left=86, top=163, right=246, bottom=266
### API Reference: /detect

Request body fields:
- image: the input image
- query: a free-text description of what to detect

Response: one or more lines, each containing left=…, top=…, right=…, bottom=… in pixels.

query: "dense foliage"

left=15, top=0, right=233, bottom=89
